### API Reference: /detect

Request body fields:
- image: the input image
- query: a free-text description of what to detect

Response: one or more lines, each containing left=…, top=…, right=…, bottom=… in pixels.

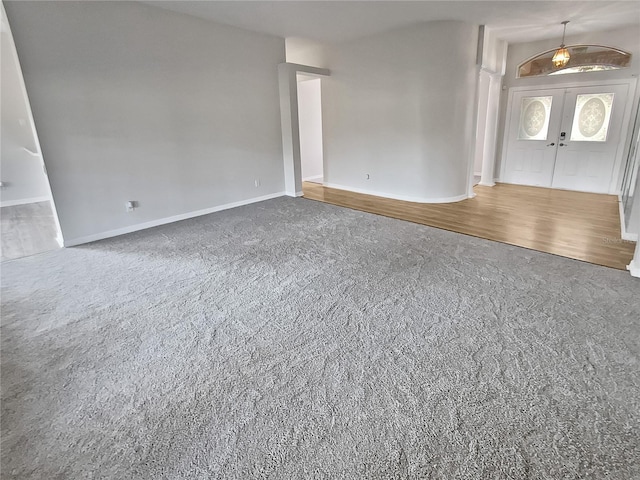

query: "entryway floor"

left=302, top=181, right=636, bottom=271
left=1, top=201, right=60, bottom=262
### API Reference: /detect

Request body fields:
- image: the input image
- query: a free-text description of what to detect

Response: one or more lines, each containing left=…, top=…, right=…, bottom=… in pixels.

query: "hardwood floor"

left=302, top=182, right=636, bottom=271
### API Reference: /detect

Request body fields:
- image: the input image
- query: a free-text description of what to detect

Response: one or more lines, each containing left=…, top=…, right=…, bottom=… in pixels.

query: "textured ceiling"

left=142, top=1, right=640, bottom=44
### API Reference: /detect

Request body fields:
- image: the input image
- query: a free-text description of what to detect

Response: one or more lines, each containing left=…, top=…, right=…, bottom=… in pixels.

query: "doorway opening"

left=1, top=5, right=62, bottom=261
left=278, top=62, right=329, bottom=196
left=620, top=102, right=640, bottom=241
left=501, top=81, right=634, bottom=194
left=297, top=74, right=324, bottom=185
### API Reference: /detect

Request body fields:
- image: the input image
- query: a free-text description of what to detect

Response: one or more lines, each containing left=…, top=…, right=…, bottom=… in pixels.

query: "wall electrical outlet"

left=254, top=179, right=261, bottom=187
left=366, top=174, right=370, bottom=180
left=126, top=201, right=136, bottom=212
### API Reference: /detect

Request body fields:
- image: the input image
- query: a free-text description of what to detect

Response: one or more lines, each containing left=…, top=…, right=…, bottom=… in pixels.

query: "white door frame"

left=278, top=63, right=330, bottom=197
left=500, top=77, right=637, bottom=195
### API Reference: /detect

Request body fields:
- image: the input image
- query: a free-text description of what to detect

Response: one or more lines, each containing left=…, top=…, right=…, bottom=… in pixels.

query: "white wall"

left=286, top=38, right=329, bottom=69
left=628, top=180, right=640, bottom=235
left=297, top=77, right=323, bottom=181
left=319, top=21, right=479, bottom=202
left=5, top=1, right=285, bottom=244
left=496, top=25, right=640, bottom=181
left=0, top=21, right=50, bottom=205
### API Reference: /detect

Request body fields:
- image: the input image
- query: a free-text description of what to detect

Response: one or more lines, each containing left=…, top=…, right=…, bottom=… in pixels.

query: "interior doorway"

left=620, top=102, right=640, bottom=240
left=1, top=4, right=62, bottom=261
left=296, top=74, right=324, bottom=185
left=502, top=81, right=633, bottom=194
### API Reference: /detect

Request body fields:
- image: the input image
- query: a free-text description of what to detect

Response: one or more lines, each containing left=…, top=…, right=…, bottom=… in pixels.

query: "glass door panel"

left=552, top=84, right=630, bottom=193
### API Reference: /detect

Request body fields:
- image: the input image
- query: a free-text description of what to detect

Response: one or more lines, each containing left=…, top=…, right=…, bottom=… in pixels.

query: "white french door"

left=503, top=89, right=565, bottom=187
left=503, top=83, right=630, bottom=194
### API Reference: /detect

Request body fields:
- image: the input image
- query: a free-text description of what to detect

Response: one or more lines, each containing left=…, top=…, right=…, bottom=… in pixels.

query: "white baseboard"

left=285, top=191, right=304, bottom=198
left=64, top=191, right=285, bottom=247
left=303, top=175, right=323, bottom=182
left=478, top=181, right=496, bottom=187
left=324, top=182, right=468, bottom=204
left=0, top=195, right=50, bottom=207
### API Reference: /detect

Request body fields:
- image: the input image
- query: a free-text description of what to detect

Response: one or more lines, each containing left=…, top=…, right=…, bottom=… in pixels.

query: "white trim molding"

left=628, top=240, right=640, bottom=278
left=324, top=183, right=468, bottom=204
left=279, top=62, right=331, bottom=198
left=64, top=191, right=285, bottom=247
left=0, top=196, right=51, bottom=208
left=618, top=195, right=639, bottom=241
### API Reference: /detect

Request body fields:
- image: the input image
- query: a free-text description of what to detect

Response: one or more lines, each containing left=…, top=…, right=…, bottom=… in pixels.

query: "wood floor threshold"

left=302, top=182, right=636, bottom=271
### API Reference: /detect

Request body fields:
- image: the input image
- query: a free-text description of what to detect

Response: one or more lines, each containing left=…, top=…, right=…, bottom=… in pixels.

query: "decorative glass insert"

left=517, top=45, right=631, bottom=78
left=518, top=96, right=553, bottom=140
left=570, top=93, right=614, bottom=142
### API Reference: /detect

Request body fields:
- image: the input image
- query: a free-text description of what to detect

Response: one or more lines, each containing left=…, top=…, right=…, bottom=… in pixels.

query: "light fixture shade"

left=552, top=47, right=571, bottom=67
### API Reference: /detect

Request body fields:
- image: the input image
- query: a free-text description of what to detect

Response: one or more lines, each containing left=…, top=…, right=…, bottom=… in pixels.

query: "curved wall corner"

left=321, top=21, right=479, bottom=203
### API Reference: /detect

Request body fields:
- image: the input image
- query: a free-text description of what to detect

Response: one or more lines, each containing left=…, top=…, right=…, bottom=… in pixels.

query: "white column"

left=479, top=72, right=501, bottom=187
left=628, top=240, right=640, bottom=278
left=471, top=69, right=489, bottom=194
left=278, top=64, right=302, bottom=197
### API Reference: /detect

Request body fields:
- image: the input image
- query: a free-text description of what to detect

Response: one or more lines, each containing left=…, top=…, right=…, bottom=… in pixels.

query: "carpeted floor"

left=1, top=197, right=639, bottom=479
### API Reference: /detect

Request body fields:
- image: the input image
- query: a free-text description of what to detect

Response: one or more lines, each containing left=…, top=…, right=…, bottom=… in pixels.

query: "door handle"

left=546, top=142, right=555, bottom=146
left=559, top=143, right=567, bottom=146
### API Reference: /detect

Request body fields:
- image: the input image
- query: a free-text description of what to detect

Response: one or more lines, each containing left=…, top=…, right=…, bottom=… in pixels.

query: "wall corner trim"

left=627, top=258, right=640, bottom=278
left=627, top=233, right=640, bottom=278
left=63, top=191, right=286, bottom=247
left=618, top=195, right=639, bottom=241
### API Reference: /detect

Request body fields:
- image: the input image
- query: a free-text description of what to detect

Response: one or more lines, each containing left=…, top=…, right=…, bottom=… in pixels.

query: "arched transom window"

left=517, top=45, right=631, bottom=78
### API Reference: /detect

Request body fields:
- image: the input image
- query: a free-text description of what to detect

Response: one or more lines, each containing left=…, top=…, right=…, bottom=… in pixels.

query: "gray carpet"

left=1, top=196, right=639, bottom=479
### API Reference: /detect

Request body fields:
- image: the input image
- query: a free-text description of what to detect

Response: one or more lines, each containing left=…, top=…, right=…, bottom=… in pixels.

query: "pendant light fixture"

left=552, top=21, right=571, bottom=68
